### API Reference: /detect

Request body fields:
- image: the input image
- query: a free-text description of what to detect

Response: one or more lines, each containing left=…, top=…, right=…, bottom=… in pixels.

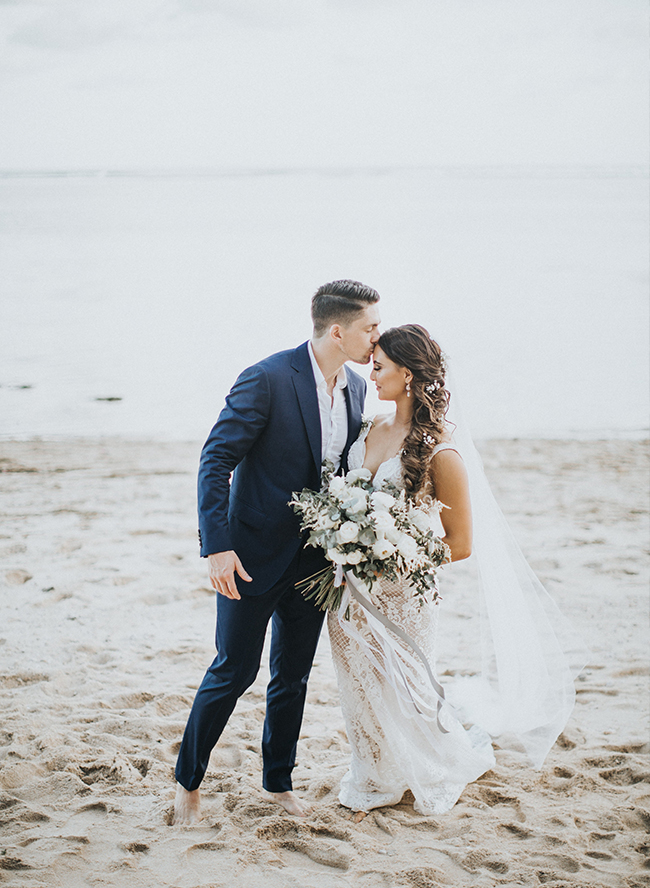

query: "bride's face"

left=370, top=346, right=410, bottom=401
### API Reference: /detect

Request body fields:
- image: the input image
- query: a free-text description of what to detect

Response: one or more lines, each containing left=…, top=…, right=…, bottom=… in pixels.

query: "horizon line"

left=0, top=162, right=647, bottom=180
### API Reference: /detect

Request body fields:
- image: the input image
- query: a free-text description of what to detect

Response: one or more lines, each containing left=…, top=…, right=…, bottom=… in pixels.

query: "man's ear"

left=329, top=324, right=343, bottom=344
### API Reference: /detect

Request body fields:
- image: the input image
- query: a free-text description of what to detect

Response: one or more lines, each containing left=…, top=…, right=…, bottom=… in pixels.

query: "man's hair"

left=311, top=280, right=380, bottom=336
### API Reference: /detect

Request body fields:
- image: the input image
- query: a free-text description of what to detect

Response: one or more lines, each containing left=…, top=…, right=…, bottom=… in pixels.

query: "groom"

left=173, top=280, right=381, bottom=823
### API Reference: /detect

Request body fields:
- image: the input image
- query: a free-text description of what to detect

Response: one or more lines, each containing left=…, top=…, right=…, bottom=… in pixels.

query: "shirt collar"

left=307, top=341, right=348, bottom=390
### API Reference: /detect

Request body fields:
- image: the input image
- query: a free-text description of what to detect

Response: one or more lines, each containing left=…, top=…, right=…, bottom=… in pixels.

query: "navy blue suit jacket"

left=197, top=342, right=367, bottom=596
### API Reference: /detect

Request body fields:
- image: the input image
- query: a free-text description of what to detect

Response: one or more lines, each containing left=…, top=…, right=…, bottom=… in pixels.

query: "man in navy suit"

left=173, top=280, right=381, bottom=823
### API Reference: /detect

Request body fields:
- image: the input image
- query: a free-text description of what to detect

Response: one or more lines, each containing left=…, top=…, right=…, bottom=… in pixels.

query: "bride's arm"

left=429, top=451, right=472, bottom=561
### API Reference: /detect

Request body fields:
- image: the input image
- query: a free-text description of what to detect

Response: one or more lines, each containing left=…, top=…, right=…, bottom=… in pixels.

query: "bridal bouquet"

left=289, top=460, right=451, bottom=615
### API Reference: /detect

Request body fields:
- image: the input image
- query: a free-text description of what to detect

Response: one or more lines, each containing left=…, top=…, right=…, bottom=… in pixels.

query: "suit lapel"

left=291, top=342, right=322, bottom=476
left=342, top=371, right=364, bottom=470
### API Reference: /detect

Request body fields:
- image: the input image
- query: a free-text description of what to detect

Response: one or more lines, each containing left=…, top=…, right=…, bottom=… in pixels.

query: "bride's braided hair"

left=377, top=325, right=449, bottom=498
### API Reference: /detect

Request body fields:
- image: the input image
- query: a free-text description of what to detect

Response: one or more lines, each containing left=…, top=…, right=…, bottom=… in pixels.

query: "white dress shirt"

left=308, top=341, right=349, bottom=471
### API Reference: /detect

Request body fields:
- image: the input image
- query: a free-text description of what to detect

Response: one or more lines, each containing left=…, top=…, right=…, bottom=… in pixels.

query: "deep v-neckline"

left=359, top=435, right=403, bottom=485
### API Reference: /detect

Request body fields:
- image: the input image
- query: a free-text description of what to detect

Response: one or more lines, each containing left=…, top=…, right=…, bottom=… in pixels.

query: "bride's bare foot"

left=267, top=790, right=312, bottom=817
left=352, top=811, right=367, bottom=823
left=172, top=784, right=201, bottom=825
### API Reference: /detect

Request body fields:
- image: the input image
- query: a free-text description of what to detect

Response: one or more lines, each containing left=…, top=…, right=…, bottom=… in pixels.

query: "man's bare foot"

left=172, top=784, right=201, bottom=825
left=267, top=790, right=312, bottom=817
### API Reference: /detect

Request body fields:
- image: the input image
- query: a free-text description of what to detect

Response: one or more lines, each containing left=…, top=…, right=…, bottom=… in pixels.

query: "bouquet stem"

left=296, top=566, right=347, bottom=613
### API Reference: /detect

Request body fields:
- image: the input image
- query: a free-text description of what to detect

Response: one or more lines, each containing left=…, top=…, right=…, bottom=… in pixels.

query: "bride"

left=328, top=324, right=583, bottom=816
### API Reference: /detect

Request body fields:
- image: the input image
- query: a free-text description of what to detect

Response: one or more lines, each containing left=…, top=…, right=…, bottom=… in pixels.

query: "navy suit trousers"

left=174, top=545, right=326, bottom=793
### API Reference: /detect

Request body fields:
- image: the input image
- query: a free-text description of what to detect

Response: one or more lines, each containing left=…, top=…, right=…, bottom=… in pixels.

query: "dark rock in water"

left=94, top=396, right=123, bottom=402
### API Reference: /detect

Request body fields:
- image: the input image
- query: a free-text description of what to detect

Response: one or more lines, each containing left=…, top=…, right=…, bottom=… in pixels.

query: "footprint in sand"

left=60, top=801, right=113, bottom=848
left=463, top=849, right=510, bottom=875
left=599, top=766, right=650, bottom=785
left=399, top=863, right=464, bottom=887
left=0, top=761, right=43, bottom=790
left=185, top=841, right=227, bottom=863
left=606, top=741, right=650, bottom=754
left=122, top=842, right=149, bottom=854
left=351, top=873, right=394, bottom=888
left=0, top=794, right=20, bottom=816
left=589, top=831, right=616, bottom=842
left=310, top=777, right=338, bottom=800
left=4, top=569, right=32, bottom=585
left=404, top=818, right=441, bottom=833
left=230, top=801, right=278, bottom=821
left=498, top=822, right=532, bottom=839
left=0, top=543, right=27, bottom=556
left=475, top=785, right=526, bottom=821
left=584, top=752, right=632, bottom=768
left=309, top=823, right=352, bottom=842
left=77, top=758, right=138, bottom=786
left=619, top=806, right=650, bottom=830
left=111, top=691, right=156, bottom=709
left=278, top=837, right=351, bottom=870
left=581, top=752, right=650, bottom=785
left=613, top=666, right=650, bottom=678
left=62, top=800, right=118, bottom=836
left=0, top=795, right=50, bottom=827
left=0, top=672, right=49, bottom=689
left=155, top=693, right=193, bottom=717
left=256, top=818, right=299, bottom=841
left=555, top=732, right=578, bottom=750
left=129, top=758, right=152, bottom=778
left=256, top=817, right=352, bottom=870
left=532, top=852, right=581, bottom=875
left=0, top=856, right=32, bottom=872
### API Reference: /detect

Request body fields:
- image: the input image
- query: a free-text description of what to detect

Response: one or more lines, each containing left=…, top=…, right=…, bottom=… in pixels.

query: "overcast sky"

left=0, top=0, right=647, bottom=170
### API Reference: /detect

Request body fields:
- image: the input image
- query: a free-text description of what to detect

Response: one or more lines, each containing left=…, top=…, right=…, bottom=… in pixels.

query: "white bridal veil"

left=439, top=369, right=586, bottom=766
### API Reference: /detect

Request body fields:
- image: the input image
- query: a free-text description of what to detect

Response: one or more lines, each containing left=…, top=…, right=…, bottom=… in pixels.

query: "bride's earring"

left=406, top=382, right=411, bottom=398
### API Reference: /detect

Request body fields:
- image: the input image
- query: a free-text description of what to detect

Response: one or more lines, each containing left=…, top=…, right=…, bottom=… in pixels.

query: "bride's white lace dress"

left=328, top=424, right=496, bottom=815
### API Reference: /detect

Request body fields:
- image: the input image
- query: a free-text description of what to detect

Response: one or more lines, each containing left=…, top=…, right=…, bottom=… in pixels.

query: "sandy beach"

left=0, top=436, right=648, bottom=888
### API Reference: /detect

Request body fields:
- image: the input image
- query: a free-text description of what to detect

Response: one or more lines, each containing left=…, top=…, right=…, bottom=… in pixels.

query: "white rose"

left=345, top=467, right=372, bottom=484
left=345, top=549, right=363, bottom=564
left=328, top=476, right=346, bottom=496
left=327, top=548, right=349, bottom=564
left=372, top=539, right=396, bottom=560
left=372, top=510, right=396, bottom=535
left=340, top=488, right=369, bottom=515
left=409, top=508, right=432, bottom=534
left=336, top=521, right=359, bottom=544
left=385, top=526, right=404, bottom=545
left=370, top=490, right=395, bottom=512
left=397, top=534, right=420, bottom=562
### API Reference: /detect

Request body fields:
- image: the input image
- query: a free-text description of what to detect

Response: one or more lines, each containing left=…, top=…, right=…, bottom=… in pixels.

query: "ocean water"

left=0, top=167, right=647, bottom=441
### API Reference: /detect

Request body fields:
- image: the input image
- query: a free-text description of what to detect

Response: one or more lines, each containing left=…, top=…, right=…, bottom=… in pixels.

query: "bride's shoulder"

left=366, top=413, right=393, bottom=430
left=431, top=423, right=455, bottom=448
left=430, top=428, right=462, bottom=463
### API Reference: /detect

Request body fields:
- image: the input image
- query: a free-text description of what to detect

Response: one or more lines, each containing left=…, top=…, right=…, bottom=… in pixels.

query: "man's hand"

left=207, top=551, right=252, bottom=600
